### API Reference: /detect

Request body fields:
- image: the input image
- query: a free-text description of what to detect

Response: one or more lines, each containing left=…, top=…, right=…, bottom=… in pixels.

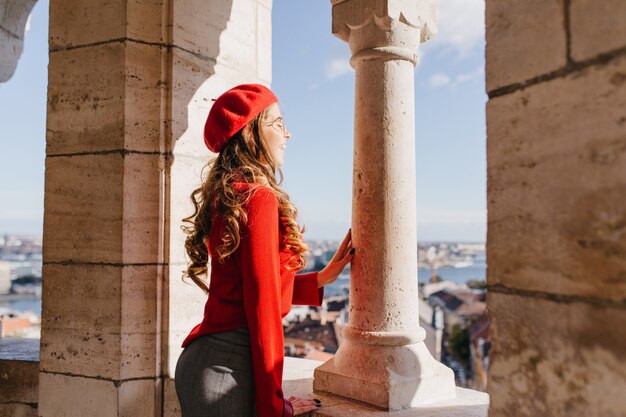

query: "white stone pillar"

left=313, top=0, right=456, bottom=410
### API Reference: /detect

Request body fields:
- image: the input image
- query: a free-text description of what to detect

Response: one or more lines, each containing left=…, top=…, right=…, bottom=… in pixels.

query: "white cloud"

left=428, top=66, right=484, bottom=89
left=430, top=73, right=451, bottom=88
left=425, top=0, right=485, bottom=58
left=455, top=66, right=484, bottom=83
left=325, top=57, right=352, bottom=79
left=25, top=13, right=32, bottom=32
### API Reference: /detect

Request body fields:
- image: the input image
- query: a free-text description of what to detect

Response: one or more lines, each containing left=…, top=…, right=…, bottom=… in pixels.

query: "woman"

left=175, top=84, right=355, bottom=417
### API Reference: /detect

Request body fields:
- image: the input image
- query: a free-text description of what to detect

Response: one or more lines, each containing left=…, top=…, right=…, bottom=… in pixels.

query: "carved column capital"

left=331, top=0, right=438, bottom=66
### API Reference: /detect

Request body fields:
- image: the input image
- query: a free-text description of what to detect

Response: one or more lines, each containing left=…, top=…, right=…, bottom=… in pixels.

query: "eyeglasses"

left=264, top=117, right=290, bottom=137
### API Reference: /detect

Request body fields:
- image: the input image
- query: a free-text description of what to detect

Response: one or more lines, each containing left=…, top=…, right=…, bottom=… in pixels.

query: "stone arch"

left=0, top=0, right=37, bottom=82
left=3, top=0, right=623, bottom=415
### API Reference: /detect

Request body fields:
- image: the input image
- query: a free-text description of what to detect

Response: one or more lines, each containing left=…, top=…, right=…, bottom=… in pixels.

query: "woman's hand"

left=288, top=396, right=321, bottom=415
left=317, top=228, right=355, bottom=288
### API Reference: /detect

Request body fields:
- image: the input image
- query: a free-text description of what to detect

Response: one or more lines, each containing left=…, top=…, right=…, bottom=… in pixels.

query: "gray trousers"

left=175, top=328, right=256, bottom=417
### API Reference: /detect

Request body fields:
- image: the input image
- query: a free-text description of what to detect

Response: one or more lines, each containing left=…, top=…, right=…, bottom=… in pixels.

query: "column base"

left=313, top=341, right=456, bottom=410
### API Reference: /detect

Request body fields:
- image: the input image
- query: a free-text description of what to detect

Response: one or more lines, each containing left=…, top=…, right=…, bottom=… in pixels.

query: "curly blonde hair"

left=181, top=108, right=308, bottom=293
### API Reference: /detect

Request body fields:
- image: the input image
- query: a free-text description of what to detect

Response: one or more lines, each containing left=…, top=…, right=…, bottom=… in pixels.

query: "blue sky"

left=0, top=0, right=486, bottom=242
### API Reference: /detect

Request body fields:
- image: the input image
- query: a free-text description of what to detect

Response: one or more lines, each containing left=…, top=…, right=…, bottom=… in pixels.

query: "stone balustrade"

left=0, top=351, right=489, bottom=417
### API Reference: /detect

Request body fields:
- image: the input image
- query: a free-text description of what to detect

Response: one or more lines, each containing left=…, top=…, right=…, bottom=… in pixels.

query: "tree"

left=448, top=324, right=471, bottom=369
left=466, top=279, right=487, bottom=290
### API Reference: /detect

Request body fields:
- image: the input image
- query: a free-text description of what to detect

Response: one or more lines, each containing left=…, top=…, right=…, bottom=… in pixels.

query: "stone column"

left=39, top=0, right=273, bottom=416
left=39, top=1, right=172, bottom=415
left=313, top=0, right=456, bottom=410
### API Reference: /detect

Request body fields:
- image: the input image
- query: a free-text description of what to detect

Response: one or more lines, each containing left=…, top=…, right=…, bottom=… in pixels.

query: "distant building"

left=0, top=261, right=11, bottom=295
left=428, top=288, right=486, bottom=332
left=455, top=243, right=486, bottom=253
left=0, top=316, right=32, bottom=337
left=0, top=308, right=40, bottom=338
left=284, top=315, right=339, bottom=358
left=420, top=280, right=469, bottom=299
left=468, top=314, right=491, bottom=392
left=418, top=297, right=444, bottom=360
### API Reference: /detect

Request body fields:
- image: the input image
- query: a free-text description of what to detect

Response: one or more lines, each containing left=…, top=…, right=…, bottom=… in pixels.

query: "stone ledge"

left=0, top=338, right=40, bottom=361
left=283, top=357, right=489, bottom=417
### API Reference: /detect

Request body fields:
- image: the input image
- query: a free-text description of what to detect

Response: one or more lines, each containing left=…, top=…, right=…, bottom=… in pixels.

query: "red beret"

left=203, top=84, right=278, bottom=153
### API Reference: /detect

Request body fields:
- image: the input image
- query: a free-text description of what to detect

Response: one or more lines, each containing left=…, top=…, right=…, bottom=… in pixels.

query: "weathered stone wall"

left=38, top=0, right=272, bottom=416
left=40, top=1, right=174, bottom=415
left=0, top=338, right=38, bottom=417
left=486, top=0, right=626, bottom=415
left=0, top=362, right=38, bottom=417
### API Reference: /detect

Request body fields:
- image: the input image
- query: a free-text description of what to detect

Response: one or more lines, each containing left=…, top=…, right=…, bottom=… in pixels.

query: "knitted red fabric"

left=181, top=182, right=324, bottom=417
left=204, top=84, right=278, bottom=153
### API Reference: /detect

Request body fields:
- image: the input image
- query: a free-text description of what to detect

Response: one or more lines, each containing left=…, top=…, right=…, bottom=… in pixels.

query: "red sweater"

left=181, top=182, right=324, bottom=417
